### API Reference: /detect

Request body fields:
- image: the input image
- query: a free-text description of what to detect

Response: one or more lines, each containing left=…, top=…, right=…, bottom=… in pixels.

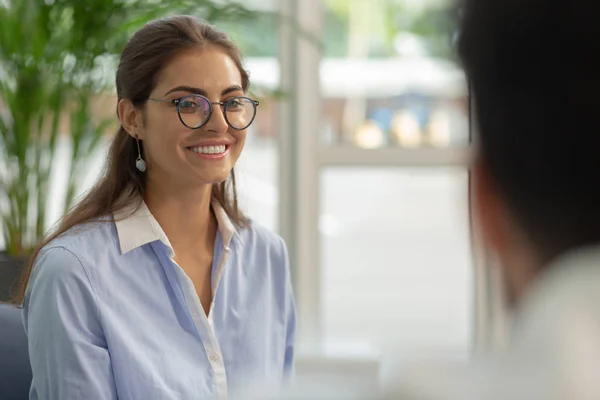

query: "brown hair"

left=12, top=15, right=250, bottom=304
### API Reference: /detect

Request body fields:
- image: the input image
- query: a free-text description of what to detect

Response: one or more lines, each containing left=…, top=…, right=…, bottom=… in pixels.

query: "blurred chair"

left=0, top=304, right=31, bottom=400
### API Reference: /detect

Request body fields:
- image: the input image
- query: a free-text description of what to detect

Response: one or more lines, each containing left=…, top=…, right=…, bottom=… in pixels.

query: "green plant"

left=0, top=0, right=261, bottom=257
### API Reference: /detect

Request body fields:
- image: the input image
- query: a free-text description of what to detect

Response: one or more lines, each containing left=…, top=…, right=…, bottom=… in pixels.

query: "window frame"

left=277, top=0, right=500, bottom=359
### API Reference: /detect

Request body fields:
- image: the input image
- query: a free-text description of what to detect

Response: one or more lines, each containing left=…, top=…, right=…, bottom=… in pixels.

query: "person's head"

left=116, top=15, right=256, bottom=199
left=459, top=0, right=600, bottom=304
left=12, top=15, right=252, bottom=304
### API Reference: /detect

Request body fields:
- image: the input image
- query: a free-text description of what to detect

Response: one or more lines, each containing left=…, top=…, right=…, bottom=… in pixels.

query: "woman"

left=19, top=15, right=296, bottom=400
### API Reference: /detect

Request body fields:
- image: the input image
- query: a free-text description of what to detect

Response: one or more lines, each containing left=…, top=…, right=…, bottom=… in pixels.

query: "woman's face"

left=134, top=46, right=247, bottom=188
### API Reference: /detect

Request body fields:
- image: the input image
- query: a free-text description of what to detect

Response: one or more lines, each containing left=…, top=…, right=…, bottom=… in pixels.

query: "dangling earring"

left=135, top=135, right=146, bottom=172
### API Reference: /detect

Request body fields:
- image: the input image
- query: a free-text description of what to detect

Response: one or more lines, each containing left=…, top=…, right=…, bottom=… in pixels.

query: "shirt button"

left=209, top=353, right=219, bottom=362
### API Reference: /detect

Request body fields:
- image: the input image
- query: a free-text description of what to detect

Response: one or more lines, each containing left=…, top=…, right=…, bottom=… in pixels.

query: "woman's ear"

left=118, top=98, right=144, bottom=138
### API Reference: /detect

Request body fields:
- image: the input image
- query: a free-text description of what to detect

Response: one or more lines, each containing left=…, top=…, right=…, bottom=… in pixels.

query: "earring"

left=135, top=135, right=146, bottom=172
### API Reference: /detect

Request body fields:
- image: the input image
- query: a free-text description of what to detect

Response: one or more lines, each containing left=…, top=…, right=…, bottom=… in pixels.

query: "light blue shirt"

left=22, top=198, right=296, bottom=400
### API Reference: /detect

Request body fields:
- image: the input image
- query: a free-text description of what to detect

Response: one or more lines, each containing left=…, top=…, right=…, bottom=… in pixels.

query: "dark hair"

left=458, top=0, right=600, bottom=263
left=13, top=15, right=250, bottom=304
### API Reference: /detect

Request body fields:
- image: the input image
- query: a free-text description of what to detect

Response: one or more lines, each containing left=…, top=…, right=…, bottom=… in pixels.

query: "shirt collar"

left=114, top=197, right=240, bottom=255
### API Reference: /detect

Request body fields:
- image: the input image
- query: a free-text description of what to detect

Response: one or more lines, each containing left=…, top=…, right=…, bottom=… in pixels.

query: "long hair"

left=12, top=15, right=250, bottom=304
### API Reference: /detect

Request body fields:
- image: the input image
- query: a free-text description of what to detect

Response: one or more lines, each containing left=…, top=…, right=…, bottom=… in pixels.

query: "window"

left=321, top=167, right=473, bottom=359
left=280, top=0, right=474, bottom=368
left=320, top=0, right=467, bottom=149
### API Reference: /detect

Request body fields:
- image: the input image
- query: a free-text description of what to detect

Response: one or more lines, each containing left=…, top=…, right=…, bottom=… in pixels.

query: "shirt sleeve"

left=22, top=246, right=117, bottom=400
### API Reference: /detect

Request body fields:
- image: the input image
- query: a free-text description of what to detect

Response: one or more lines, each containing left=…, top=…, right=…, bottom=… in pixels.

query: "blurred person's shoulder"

left=380, top=246, right=600, bottom=400
left=379, top=350, right=600, bottom=400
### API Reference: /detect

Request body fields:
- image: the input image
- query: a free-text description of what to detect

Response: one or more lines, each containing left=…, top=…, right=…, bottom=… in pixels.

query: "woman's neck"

left=144, top=181, right=217, bottom=253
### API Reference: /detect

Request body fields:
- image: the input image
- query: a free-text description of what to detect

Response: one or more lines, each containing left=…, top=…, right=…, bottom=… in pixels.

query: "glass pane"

left=320, top=167, right=473, bottom=361
left=321, top=0, right=468, bottom=148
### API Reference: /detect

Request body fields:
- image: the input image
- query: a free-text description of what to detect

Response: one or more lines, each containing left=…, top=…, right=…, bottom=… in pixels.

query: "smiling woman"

left=118, top=47, right=252, bottom=202
left=18, top=15, right=296, bottom=400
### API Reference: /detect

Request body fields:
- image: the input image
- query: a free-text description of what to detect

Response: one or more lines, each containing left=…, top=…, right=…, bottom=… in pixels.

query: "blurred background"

left=0, top=0, right=505, bottom=391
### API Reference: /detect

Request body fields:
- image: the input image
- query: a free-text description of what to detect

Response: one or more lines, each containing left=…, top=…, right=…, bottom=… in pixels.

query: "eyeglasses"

left=148, top=94, right=259, bottom=130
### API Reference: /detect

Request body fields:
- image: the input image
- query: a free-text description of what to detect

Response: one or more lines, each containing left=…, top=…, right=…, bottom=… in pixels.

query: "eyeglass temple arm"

left=148, top=98, right=179, bottom=104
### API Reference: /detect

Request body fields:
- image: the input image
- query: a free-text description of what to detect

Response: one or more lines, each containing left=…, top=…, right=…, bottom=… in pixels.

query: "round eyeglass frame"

left=148, top=94, right=260, bottom=130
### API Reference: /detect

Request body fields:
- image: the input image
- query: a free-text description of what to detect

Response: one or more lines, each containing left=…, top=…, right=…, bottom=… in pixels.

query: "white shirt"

left=381, top=245, right=600, bottom=400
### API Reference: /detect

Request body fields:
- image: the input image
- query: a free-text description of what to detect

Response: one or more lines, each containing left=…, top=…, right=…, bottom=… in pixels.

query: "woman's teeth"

left=189, top=145, right=226, bottom=154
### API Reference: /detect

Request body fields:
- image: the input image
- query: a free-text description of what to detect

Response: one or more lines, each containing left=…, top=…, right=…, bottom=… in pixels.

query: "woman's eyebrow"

left=164, top=84, right=244, bottom=97
left=164, top=85, right=207, bottom=96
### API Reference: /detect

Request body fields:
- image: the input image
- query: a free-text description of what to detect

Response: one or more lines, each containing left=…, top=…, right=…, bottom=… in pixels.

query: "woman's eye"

left=180, top=100, right=197, bottom=109
left=227, top=99, right=244, bottom=109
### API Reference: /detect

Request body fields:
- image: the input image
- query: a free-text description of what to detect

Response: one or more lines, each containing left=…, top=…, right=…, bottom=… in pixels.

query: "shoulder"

left=25, top=245, right=100, bottom=324
left=28, top=220, right=118, bottom=293
left=234, top=221, right=291, bottom=282
left=23, top=245, right=104, bottom=346
left=41, top=219, right=119, bottom=265
left=232, top=221, right=295, bottom=308
left=29, top=246, right=87, bottom=290
left=26, top=220, right=119, bottom=299
left=237, top=220, right=288, bottom=258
